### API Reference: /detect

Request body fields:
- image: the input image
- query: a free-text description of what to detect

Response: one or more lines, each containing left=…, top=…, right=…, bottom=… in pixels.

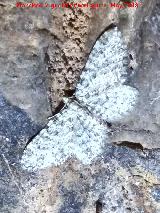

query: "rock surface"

left=1, top=0, right=160, bottom=212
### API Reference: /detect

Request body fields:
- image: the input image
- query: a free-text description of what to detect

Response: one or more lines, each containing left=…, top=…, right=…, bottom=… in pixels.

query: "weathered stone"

left=15, top=146, right=160, bottom=212
left=0, top=2, right=52, bottom=124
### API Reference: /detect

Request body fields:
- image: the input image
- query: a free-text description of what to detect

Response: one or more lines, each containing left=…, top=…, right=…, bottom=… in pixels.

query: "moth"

left=21, top=26, right=138, bottom=171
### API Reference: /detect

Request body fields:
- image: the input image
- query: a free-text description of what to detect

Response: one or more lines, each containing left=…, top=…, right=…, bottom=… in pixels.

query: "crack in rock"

left=21, top=27, right=139, bottom=171
left=113, top=141, right=144, bottom=151
left=110, top=129, right=160, bottom=149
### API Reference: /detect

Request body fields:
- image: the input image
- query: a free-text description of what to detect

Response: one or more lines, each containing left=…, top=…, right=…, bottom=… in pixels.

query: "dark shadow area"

left=96, top=199, right=103, bottom=213
left=114, top=141, right=144, bottom=151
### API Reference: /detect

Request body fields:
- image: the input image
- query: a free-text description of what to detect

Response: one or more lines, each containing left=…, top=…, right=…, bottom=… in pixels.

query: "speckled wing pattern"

left=75, top=28, right=138, bottom=122
left=21, top=27, right=138, bottom=171
left=21, top=102, right=108, bottom=170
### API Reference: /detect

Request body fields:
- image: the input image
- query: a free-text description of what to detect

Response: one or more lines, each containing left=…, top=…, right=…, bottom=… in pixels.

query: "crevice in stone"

left=23, top=128, right=45, bottom=151
left=129, top=53, right=133, bottom=60
left=130, top=66, right=134, bottom=70
left=64, top=89, right=76, bottom=97
left=113, top=141, right=144, bottom=151
left=126, top=207, right=132, bottom=212
left=107, top=122, right=112, bottom=128
left=96, top=199, right=102, bottom=213
left=44, top=52, right=50, bottom=65
left=0, top=3, right=5, bottom=7
left=52, top=101, right=65, bottom=116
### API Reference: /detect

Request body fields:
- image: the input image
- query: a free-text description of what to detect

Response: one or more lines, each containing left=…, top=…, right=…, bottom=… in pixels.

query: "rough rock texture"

left=1, top=0, right=160, bottom=212
left=0, top=1, right=52, bottom=124
left=16, top=148, right=160, bottom=213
